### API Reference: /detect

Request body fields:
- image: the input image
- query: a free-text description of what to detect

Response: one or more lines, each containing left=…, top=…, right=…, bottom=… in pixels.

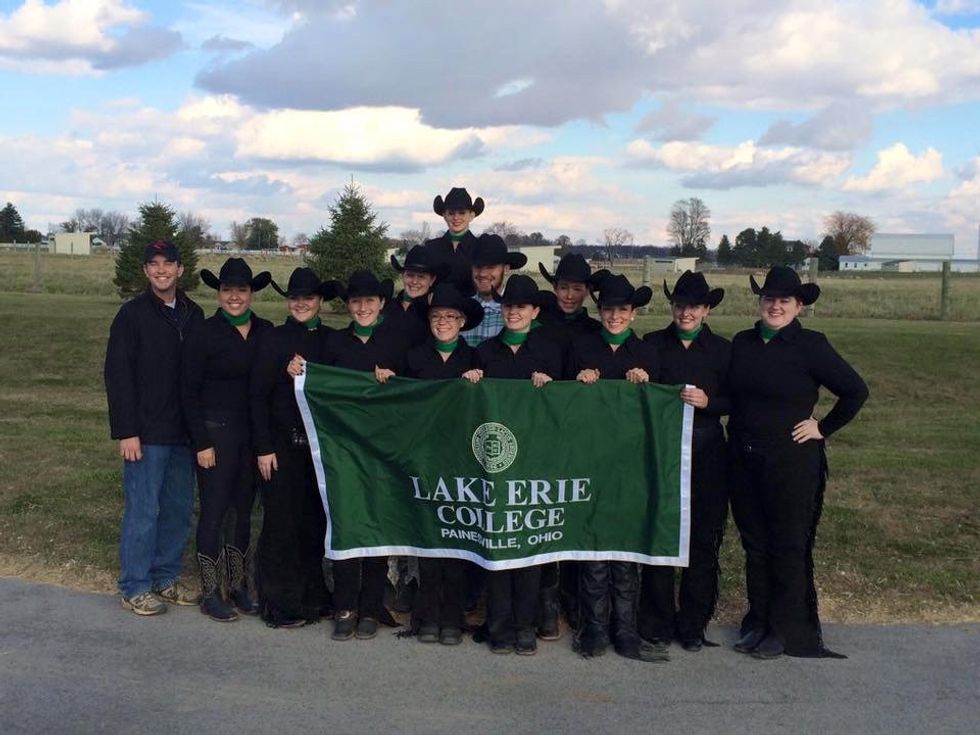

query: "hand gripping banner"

left=296, top=364, right=692, bottom=571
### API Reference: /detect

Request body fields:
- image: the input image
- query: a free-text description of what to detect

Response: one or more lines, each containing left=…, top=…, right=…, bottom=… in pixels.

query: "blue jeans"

left=118, top=444, right=194, bottom=598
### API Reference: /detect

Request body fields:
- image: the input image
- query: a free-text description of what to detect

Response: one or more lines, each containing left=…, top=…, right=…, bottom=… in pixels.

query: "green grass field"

left=0, top=252, right=977, bottom=623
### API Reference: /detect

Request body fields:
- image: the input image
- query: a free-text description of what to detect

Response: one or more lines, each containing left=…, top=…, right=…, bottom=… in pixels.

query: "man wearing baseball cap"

left=104, top=239, right=205, bottom=615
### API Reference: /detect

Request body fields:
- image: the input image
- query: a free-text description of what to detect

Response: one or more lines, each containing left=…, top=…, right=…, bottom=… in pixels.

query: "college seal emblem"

left=471, top=422, right=518, bottom=474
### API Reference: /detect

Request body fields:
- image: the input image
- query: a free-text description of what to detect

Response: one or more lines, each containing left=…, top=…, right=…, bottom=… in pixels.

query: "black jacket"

left=643, top=323, right=731, bottom=431
left=249, top=317, right=331, bottom=455
left=322, top=317, right=411, bottom=375
left=405, top=338, right=478, bottom=379
left=425, top=231, right=478, bottom=290
left=538, top=304, right=602, bottom=377
left=382, top=293, right=430, bottom=348
left=728, top=319, right=869, bottom=441
left=104, top=289, right=204, bottom=443
left=567, top=330, right=659, bottom=382
left=181, top=310, right=274, bottom=452
left=476, top=328, right=563, bottom=379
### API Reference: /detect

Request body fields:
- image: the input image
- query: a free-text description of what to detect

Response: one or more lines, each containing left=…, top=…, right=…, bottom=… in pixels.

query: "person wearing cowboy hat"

left=181, top=258, right=273, bottom=622
left=533, top=252, right=602, bottom=639
left=403, top=283, right=484, bottom=646
left=250, top=267, right=338, bottom=628
left=537, top=253, right=601, bottom=354
left=461, top=233, right=528, bottom=347
left=310, top=270, right=411, bottom=641
left=728, top=265, right=868, bottom=659
left=639, top=270, right=731, bottom=652
left=386, top=245, right=450, bottom=347
left=566, top=271, right=665, bottom=663
left=424, top=187, right=485, bottom=293
left=105, top=240, right=205, bottom=616
left=474, top=274, right=562, bottom=655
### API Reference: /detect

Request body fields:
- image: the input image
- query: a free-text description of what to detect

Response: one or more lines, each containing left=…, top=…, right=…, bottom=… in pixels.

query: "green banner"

left=296, top=364, right=692, bottom=570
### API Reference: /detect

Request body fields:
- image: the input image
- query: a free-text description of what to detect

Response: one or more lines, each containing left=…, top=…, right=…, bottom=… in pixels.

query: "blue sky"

left=1, top=0, right=979, bottom=256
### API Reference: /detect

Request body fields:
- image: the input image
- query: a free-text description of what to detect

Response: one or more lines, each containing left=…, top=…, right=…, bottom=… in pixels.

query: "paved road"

left=1, top=577, right=976, bottom=734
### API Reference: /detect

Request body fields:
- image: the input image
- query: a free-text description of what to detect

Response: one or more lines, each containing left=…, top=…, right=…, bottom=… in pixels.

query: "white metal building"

left=52, top=232, right=94, bottom=255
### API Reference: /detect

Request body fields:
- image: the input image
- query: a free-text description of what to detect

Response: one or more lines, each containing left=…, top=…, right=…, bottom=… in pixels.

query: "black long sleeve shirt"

left=181, top=310, right=273, bottom=452
left=405, top=338, right=478, bottom=380
left=476, top=329, right=563, bottom=379
left=643, top=323, right=731, bottom=430
left=104, top=288, right=204, bottom=443
left=249, top=317, right=331, bottom=455
left=424, top=231, right=478, bottom=289
left=567, top=331, right=660, bottom=382
left=728, top=319, right=869, bottom=441
left=322, top=318, right=411, bottom=375
left=538, top=306, right=602, bottom=378
left=382, top=294, right=430, bottom=348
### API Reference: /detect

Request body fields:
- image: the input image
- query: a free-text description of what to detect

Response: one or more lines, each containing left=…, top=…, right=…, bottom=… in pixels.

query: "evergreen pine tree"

left=306, top=183, right=390, bottom=285
left=816, top=235, right=840, bottom=272
left=0, top=202, right=26, bottom=241
left=114, top=202, right=199, bottom=298
left=716, top=234, right=732, bottom=265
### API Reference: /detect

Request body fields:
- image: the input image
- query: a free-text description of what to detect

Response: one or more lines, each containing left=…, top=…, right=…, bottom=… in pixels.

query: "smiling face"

left=143, top=255, right=183, bottom=299
left=443, top=208, right=475, bottom=235
left=348, top=295, right=384, bottom=326
left=502, top=303, right=540, bottom=333
left=760, top=295, right=802, bottom=330
left=599, top=304, right=635, bottom=335
left=473, top=264, right=506, bottom=297
left=287, top=294, right=322, bottom=322
left=671, top=302, right=710, bottom=333
left=402, top=269, right=435, bottom=299
left=218, top=284, right=253, bottom=317
left=428, top=307, right=465, bottom=342
left=555, top=280, right=589, bottom=314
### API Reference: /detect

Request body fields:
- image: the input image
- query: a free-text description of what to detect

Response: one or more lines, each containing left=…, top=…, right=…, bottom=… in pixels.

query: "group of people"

left=104, top=187, right=868, bottom=663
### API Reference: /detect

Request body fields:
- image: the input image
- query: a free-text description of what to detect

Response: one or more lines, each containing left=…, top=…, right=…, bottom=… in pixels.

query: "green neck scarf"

left=399, top=290, right=414, bottom=303
left=353, top=315, right=383, bottom=338
left=601, top=327, right=633, bottom=345
left=676, top=324, right=703, bottom=341
left=221, top=308, right=251, bottom=327
left=759, top=323, right=780, bottom=341
left=501, top=319, right=541, bottom=345
left=449, top=231, right=468, bottom=242
left=303, top=315, right=321, bottom=331
left=435, top=338, right=458, bottom=354
left=564, top=308, right=586, bottom=322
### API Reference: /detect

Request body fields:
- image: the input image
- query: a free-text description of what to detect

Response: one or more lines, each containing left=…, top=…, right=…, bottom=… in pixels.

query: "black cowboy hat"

left=200, top=257, right=272, bottom=292
left=498, top=273, right=548, bottom=306
left=663, top=270, right=723, bottom=308
left=422, top=283, right=485, bottom=332
left=590, top=271, right=652, bottom=309
left=750, top=265, right=820, bottom=305
left=471, top=233, right=527, bottom=269
left=335, top=269, right=394, bottom=302
left=433, top=187, right=485, bottom=217
left=538, top=253, right=591, bottom=286
left=271, top=267, right=338, bottom=299
left=390, top=245, right=450, bottom=280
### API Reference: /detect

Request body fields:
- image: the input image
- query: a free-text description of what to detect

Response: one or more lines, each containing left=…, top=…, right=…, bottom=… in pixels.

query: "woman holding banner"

left=568, top=271, right=665, bottom=662
left=404, top=283, right=484, bottom=645
left=639, top=271, right=731, bottom=652
left=475, top=274, right=562, bottom=655
left=250, top=268, right=336, bottom=629
left=728, top=266, right=868, bottom=659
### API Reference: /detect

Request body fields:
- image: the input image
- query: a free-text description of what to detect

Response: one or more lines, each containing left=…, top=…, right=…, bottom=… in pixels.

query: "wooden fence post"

left=940, top=260, right=951, bottom=320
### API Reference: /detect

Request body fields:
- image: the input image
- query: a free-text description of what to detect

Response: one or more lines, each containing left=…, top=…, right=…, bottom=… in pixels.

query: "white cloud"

left=759, top=102, right=873, bottom=151
left=196, top=0, right=980, bottom=128
left=0, top=0, right=181, bottom=74
left=626, top=139, right=852, bottom=189
left=843, top=143, right=944, bottom=191
left=934, top=1, right=980, bottom=14
left=634, top=99, right=715, bottom=141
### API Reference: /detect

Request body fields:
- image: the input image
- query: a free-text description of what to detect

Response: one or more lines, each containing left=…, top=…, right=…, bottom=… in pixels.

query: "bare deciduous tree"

left=823, top=211, right=875, bottom=255
left=398, top=221, right=432, bottom=250
left=602, top=227, right=634, bottom=266
left=229, top=221, right=249, bottom=250
left=667, top=198, right=711, bottom=256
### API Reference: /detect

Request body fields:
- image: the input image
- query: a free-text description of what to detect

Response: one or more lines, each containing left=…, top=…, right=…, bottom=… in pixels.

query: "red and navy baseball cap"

left=143, top=239, right=181, bottom=263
